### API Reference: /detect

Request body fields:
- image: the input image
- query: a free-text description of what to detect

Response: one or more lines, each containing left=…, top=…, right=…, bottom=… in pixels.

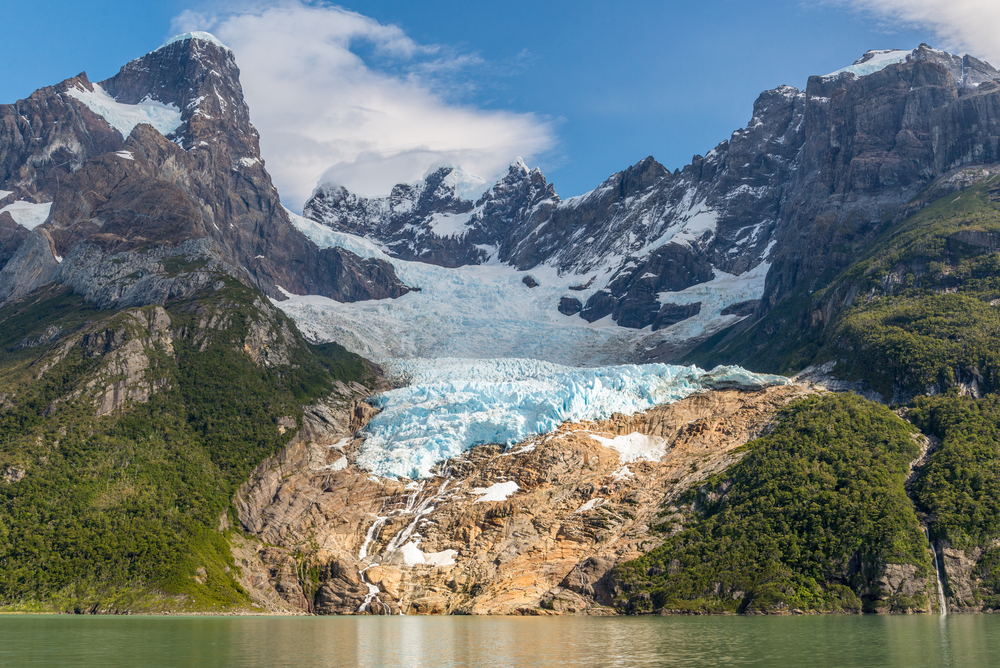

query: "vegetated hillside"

left=0, top=278, right=376, bottom=613
left=909, top=395, right=1000, bottom=611
left=612, top=394, right=936, bottom=614
left=688, top=168, right=1000, bottom=402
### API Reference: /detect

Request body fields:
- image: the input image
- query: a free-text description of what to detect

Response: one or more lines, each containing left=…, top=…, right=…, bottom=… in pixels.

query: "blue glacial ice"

left=355, top=358, right=790, bottom=479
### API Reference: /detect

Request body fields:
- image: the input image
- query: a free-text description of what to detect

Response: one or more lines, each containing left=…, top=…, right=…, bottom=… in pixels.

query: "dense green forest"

left=0, top=281, right=372, bottom=612
left=908, top=394, right=1000, bottom=608
left=614, top=394, right=934, bottom=614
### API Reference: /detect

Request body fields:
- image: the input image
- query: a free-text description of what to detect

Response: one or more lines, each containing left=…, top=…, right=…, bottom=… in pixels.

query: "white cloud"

left=171, top=2, right=555, bottom=208
left=832, top=0, right=1000, bottom=66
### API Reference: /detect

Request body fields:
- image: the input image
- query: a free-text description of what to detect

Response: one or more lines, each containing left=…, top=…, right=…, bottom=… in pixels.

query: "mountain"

left=0, top=33, right=396, bottom=613
left=0, top=32, right=409, bottom=309
left=301, top=45, right=1000, bottom=362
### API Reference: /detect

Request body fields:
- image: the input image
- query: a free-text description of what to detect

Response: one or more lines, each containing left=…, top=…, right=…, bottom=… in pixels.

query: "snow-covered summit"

left=509, top=157, right=530, bottom=175
left=823, top=49, right=911, bottom=80
left=157, top=32, right=230, bottom=52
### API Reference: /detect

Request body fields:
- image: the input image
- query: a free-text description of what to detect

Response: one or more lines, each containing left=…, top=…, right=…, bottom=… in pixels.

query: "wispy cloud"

left=172, top=2, right=555, bottom=208
left=828, top=0, right=1000, bottom=65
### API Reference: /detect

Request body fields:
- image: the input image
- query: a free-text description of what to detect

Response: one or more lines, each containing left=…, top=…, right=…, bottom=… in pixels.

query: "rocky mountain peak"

left=102, top=32, right=256, bottom=157
left=0, top=35, right=410, bottom=309
left=908, top=44, right=998, bottom=88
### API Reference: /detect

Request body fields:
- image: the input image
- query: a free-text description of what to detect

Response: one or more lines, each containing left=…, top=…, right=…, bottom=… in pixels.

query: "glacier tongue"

left=354, top=358, right=789, bottom=479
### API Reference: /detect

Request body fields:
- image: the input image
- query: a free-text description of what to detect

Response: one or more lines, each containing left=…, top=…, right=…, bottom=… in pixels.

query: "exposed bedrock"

left=234, top=384, right=811, bottom=615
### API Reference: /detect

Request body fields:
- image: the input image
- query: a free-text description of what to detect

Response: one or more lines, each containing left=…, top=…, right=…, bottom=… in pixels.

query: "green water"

left=2, top=614, right=999, bottom=667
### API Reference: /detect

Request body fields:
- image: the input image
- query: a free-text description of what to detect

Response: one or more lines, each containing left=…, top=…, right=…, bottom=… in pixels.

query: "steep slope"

left=0, top=277, right=380, bottom=613
left=299, top=45, right=1000, bottom=363
left=0, top=33, right=409, bottom=310
left=614, top=394, right=936, bottom=615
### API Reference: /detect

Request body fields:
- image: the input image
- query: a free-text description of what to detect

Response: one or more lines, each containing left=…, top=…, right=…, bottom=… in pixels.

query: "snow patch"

left=590, top=433, right=668, bottom=463
left=653, top=260, right=771, bottom=344
left=115, top=150, right=134, bottom=160
left=400, top=541, right=457, bottom=567
left=65, top=83, right=182, bottom=139
left=575, top=498, right=605, bottom=513
left=319, top=456, right=348, bottom=471
left=611, top=465, right=633, bottom=480
left=0, top=201, right=51, bottom=230
left=427, top=211, right=474, bottom=238
left=824, top=49, right=910, bottom=79
left=472, top=481, right=520, bottom=503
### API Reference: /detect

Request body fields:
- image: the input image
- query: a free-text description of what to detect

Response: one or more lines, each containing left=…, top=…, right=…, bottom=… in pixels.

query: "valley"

left=2, top=33, right=1000, bottom=617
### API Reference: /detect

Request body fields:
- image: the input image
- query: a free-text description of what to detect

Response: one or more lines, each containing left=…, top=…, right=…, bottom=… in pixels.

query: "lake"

left=2, top=614, right=999, bottom=667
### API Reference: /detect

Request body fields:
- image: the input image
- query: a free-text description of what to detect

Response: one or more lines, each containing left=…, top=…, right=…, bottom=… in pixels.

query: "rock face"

left=234, top=383, right=812, bottom=615
left=303, top=46, right=1000, bottom=357
left=0, top=35, right=409, bottom=310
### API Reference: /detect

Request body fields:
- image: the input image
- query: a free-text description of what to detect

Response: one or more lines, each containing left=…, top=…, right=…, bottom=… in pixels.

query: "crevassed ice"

left=65, top=84, right=183, bottom=140
left=355, top=358, right=789, bottom=479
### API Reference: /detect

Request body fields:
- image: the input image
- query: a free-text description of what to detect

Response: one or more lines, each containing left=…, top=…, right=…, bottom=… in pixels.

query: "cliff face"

left=234, top=384, right=813, bottom=615
left=0, top=35, right=409, bottom=310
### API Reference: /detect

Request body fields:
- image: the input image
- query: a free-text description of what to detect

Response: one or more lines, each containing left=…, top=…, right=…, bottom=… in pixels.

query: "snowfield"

left=824, top=49, right=910, bottom=80
left=353, top=358, right=789, bottom=479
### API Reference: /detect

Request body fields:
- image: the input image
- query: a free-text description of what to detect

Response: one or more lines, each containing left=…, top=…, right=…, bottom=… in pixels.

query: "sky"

left=2, top=1, right=997, bottom=209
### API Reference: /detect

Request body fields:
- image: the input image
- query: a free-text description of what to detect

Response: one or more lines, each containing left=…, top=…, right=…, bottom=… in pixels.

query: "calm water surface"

left=2, top=614, right=999, bottom=667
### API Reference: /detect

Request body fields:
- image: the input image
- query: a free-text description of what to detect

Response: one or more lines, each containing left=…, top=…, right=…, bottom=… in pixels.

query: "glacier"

left=279, top=209, right=769, bottom=367
left=353, top=358, right=790, bottom=479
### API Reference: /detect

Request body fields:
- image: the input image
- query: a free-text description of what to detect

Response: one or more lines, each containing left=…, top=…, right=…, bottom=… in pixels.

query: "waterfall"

left=926, top=528, right=948, bottom=616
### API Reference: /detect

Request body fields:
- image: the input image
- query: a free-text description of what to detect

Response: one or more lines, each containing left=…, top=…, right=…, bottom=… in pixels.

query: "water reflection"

left=4, top=614, right=1000, bottom=667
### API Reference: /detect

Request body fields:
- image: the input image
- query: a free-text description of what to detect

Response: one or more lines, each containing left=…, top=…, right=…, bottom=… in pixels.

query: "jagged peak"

left=509, top=157, right=529, bottom=174
left=422, top=164, right=490, bottom=201
left=156, top=31, right=231, bottom=53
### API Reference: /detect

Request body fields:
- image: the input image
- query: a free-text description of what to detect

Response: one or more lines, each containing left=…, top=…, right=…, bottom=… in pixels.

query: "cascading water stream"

left=358, top=516, right=387, bottom=560
left=354, top=473, right=454, bottom=615
left=927, top=527, right=948, bottom=616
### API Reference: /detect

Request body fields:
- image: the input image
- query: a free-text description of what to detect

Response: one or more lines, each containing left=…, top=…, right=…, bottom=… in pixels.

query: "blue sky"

left=1, top=1, right=983, bottom=206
